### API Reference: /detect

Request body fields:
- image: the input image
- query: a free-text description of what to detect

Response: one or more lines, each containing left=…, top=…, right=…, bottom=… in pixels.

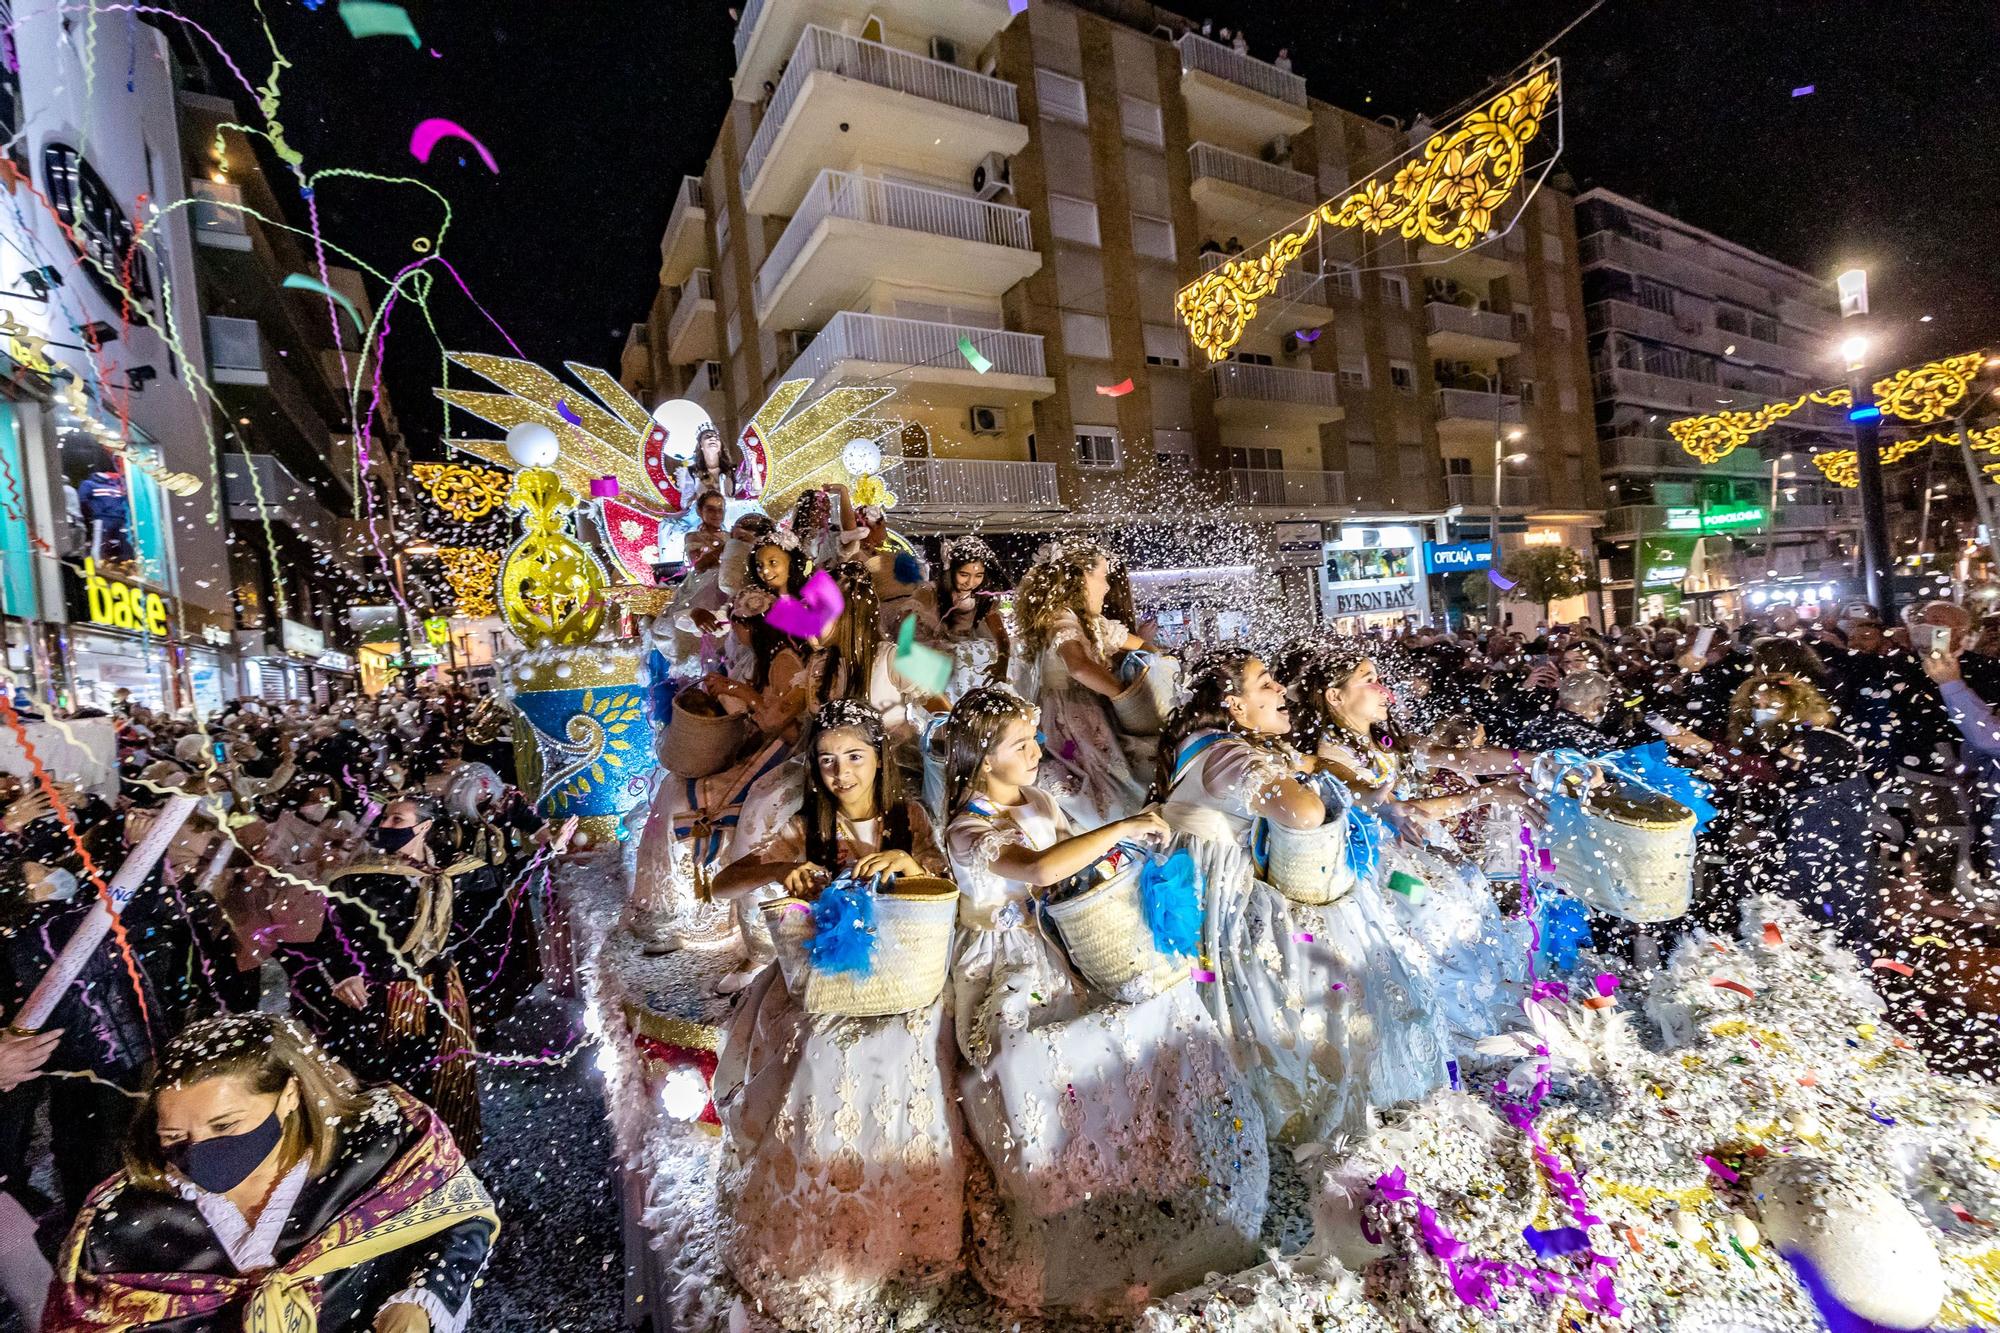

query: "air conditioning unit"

left=972, top=152, right=1011, bottom=200
left=776, top=329, right=814, bottom=362
left=929, top=35, right=959, bottom=65
left=969, top=405, right=1007, bottom=435
left=1282, top=331, right=1314, bottom=358
left=1260, top=134, right=1292, bottom=164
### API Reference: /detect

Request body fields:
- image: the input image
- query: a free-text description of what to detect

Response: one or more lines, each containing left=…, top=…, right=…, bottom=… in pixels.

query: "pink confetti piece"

left=1711, top=979, right=1757, bottom=999
left=588, top=476, right=619, bottom=498
left=1190, top=966, right=1216, bottom=983
left=1702, top=1155, right=1740, bottom=1184
left=1871, top=958, right=1914, bottom=977
left=1594, top=972, right=1620, bottom=997
left=410, top=117, right=500, bottom=173
left=1293, top=932, right=1315, bottom=943
left=1331, top=981, right=1346, bottom=990
left=1294, top=327, right=1322, bottom=343
left=1095, top=377, right=1134, bottom=397
left=766, top=569, right=845, bottom=639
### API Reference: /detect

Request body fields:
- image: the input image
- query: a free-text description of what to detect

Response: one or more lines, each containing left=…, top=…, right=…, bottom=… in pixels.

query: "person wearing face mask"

left=47, top=1012, right=497, bottom=1333
left=303, top=796, right=488, bottom=1152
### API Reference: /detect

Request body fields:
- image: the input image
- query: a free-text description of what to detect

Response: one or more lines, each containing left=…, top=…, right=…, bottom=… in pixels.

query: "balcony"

left=755, top=170, right=1039, bottom=328
left=1209, top=362, right=1343, bottom=424
left=889, top=457, right=1062, bottom=519
left=1774, top=502, right=1852, bottom=531
left=190, top=180, right=251, bottom=251
left=1434, top=385, right=1523, bottom=443
left=206, top=315, right=266, bottom=385
left=666, top=269, right=717, bottom=364
left=741, top=26, right=1026, bottom=218
left=1416, top=240, right=1511, bottom=281
left=1176, top=32, right=1310, bottom=151
left=1423, top=301, right=1521, bottom=360
left=732, top=0, right=1016, bottom=102
left=1600, top=435, right=1765, bottom=476
left=1580, top=231, right=1830, bottom=326
left=689, top=360, right=725, bottom=423
left=222, top=454, right=342, bottom=544
left=1200, top=251, right=1330, bottom=336
left=659, top=176, right=707, bottom=286
left=1585, top=299, right=1819, bottom=377
left=782, top=311, right=1052, bottom=405
left=1188, top=141, right=1316, bottom=237
left=1589, top=367, right=1845, bottom=431
left=1225, top=467, right=1347, bottom=510
left=1445, top=473, right=1548, bottom=509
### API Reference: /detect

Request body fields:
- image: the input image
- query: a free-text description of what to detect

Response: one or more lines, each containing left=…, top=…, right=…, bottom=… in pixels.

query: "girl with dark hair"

left=1160, top=650, right=1449, bottom=1144
left=706, top=702, right=963, bottom=1330
left=935, top=536, right=1012, bottom=698
left=1281, top=643, right=1534, bottom=1044
left=48, top=1013, right=496, bottom=1333
left=938, top=687, right=1266, bottom=1311
left=1016, top=542, right=1146, bottom=825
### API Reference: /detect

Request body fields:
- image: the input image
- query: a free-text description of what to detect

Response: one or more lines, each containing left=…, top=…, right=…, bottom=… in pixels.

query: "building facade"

left=1576, top=189, right=1855, bottom=622
left=629, top=0, right=1603, bottom=637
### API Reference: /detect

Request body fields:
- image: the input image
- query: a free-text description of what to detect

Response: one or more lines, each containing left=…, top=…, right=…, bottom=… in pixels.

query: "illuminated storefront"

left=1321, top=524, right=1432, bottom=630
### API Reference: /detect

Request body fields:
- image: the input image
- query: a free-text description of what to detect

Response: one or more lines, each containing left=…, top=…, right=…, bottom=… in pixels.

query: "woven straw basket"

left=1111, top=655, right=1180, bottom=736
left=663, top=690, right=749, bottom=780
left=762, top=876, right=959, bottom=1017
left=1541, top=765, right=1695, bottom=923
left=1261, top=819, right=1354, bottom=905
left=1040, top=859, right=1190, bottom=1003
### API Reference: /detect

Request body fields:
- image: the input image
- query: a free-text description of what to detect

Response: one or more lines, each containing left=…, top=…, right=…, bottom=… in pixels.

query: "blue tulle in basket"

left=1138, top=849, right=1202, bottom=958
left=1535, top=890, right=1594, bottom=972
left=1606, top=742, right=1717, bottom=833
left=1116, top=649, right=1156, bottom=683
left=807, top=879, right=878, bottom=975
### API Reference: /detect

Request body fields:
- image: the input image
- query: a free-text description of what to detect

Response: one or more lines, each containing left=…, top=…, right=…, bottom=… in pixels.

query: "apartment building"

left=1576, top=189, right=1854, bottom=622
left=629, top=0, right=1601, bottom=634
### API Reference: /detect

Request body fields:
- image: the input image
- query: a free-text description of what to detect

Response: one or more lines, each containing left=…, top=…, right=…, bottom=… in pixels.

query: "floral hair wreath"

left=810, top=698, right=886, bottom=742
left=953, top=686, right=1038, bottom=726
left=943, top=534, right=1000, bottom=569
left=1030, top=535, right=1114, bottom=570
left=761, top=526, right=802, bottom=554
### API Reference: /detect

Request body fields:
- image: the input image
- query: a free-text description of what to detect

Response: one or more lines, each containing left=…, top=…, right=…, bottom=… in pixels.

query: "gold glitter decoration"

left=1670, top=352, right=1991, bottom=464
left=751, top=378, right=900, bottom=512
left=1176, top=63, right=1557, bottom=360
left=499, top=468, right=608, bottom=646
left=412, top=462, right=510, bottom=522
left=1811, top=423, right=2000, bottom=488
left=564, top=361, right=654, bottom=432
left=435, top=353, right=655, bottom=499
left=437, top=546, right=500, bottom=618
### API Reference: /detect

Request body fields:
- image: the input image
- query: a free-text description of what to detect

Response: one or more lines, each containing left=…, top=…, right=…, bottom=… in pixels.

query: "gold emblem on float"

left=497, top=468, right=607, bottom=646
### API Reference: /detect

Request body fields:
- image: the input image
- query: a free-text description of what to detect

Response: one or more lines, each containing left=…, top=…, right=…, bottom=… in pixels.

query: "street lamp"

left=1835, top=269, right=1894, bottom=617
left=1485, top=442, right=1530, bottom=622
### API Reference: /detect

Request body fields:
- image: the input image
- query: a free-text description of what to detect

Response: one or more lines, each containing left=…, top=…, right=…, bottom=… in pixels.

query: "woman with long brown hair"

left=47, top=1013, right=496, bottom=1333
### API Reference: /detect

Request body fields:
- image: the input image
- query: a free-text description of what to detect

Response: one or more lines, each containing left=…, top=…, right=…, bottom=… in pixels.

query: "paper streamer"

left=11, top=795, right=200, bottom=1031
left=589, top=476, right=619, bottom=498
left=1870, top=958, right=1915, bottom=976
left=338, top=0, right=421, bottom=45
left=1295, top=327, right=1323, bottom=343
left=956, top=335, right=992, bottom=374
left=281, top=273, right=366, bottom=333
left=893, top=614, right=952, bottom=694
left=1095, top=378, right=1134, bottom=397
left=1711, top=978, right=1757, bottom=998
left=410, top=117, right=501, bottom=173
left=556, top=400, right=583, bottom=426
left=1487, top=569, right=1517, bottom=591
left=1701, top=1154, right=1740, bottom=1184
left=767, top=569, right=845, bottom=639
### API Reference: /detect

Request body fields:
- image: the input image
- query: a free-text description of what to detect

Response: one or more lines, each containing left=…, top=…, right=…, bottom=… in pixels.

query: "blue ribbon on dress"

left=1345, top=805, right=1386, bottom=881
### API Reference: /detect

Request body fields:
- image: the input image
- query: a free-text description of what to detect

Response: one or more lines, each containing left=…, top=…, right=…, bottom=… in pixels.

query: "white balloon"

left=505, top=421, right=560, bottom=468
left=650, top=398, right=714, bottom=460
left=842, top=436, right=882, bottom=477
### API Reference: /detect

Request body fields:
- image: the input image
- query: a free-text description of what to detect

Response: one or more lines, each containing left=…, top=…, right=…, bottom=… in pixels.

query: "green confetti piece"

left=338, top=0, right=422, bottom=46
left=957, top=334, right=992, bottom=373
left=281, top=273, right=367, bottom=333
left=893, top=613, right=952, bottom=694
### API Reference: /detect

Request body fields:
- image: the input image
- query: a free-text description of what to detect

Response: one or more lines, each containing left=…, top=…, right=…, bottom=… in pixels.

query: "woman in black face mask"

left=289, top=796, right=488, bottom=1153
left=46, top=1012, right=496, bottom=1333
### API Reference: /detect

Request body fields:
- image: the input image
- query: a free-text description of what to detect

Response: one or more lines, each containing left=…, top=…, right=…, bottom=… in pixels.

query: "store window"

left=1075, top=426, right=1120, bottom=469
left=54, top=395, right=168, bottom=585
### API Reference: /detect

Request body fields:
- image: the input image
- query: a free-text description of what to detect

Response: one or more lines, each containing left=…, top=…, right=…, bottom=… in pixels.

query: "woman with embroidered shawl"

left=706, top=700, right=963, bottom=1330
left=939, top=687, right=1267, bottom=1313
left=47, top=1012, right=496, bottom=1333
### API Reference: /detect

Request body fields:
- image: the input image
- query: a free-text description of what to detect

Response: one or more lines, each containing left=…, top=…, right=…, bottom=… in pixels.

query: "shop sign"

left=423, top=615, right=452, bottom=646
left=1327, top=582, right=1418, bottom=616
left=280, top=619, right=326, bottom=656
left=315, top=650, right=356, bottom=672
left=73, top=558, right=169, bottom=636
left=1640, top=536, right=1696, bottom=589
left=1523, top=528, right=1563, bottom=547
left=1333, top=523, right=1420, bottom=550
left=1664, top=505, right=1765, bottom=533
left=1422, top=541, right=1493, bottom=574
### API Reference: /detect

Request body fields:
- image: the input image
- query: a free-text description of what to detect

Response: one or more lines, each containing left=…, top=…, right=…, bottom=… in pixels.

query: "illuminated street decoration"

left=412, top=462, right=511, bottom=522
left=1669, top=352, right=1988, bottom=465
left=1176, top=63, right=1559, bottom=361
left=436, top=545, right=500, bottom=617
left=1811, top=423, right=2000, bottom=488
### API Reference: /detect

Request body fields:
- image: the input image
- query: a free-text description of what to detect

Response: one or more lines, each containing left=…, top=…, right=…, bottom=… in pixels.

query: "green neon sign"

left=1664, top=504, right=1765, bottom=533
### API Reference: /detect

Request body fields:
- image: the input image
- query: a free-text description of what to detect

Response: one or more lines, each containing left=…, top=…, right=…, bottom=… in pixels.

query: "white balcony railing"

left=1434, top=386, right=1524, bottom=424
left=1188, top=141, right=1317, bottom=206
left=672, top=174, right=706, bottom=218
left=1423, top=302, right=1516, bottom=344
left=1226, top=467, right=1346, bottom=507
left=190, top=179, right=250, bottom=246
left=757, top=170, right=1033, bottom=310
left=1176, top=31, right=1307, bottom=106
left=732, top=0, right=766, bottom=64
left=667, top=270, right=715, bottom=351
left=743, top=26, right=1020, bottom=197
left=1210, top=361, right=1342, bottom=410
left=677, top=268, right=714, bottom=305
left=785, top=311, right=1046, bottom=384
left=890, top=457, right=1062, bottom=512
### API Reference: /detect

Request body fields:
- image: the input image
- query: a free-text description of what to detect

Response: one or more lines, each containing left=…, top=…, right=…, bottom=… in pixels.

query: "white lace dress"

left=1164, top=732, right=1450, bottom=1146
left=944, top=788, right=1267, bottom=1312
left=1035, top=611, right=1147, bottom=827
left=940, top=597, right=1003, bottom=703
left=1320, top=736, right=1530, bottom=1045
left=710, top=805, right=965, bottom=1330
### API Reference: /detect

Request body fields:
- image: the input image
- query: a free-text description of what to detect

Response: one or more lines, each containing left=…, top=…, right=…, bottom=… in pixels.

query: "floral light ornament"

left=1176, top=63, right=1559, bottom=360
left=1671, top=351, right=1990, bottom=466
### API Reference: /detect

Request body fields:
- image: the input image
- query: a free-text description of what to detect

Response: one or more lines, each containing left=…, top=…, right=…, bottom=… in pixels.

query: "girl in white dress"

left=1016, top=542, right=1147, bottom=826
left=934, top=536, right=1012, bottom=701
left=940, top=687, right=1268, bottom=1313
left=1160, top=650, right=1451, bottom=1145
left=708, top=701, right=965, bottom=1330
left=1285, top=644, right=1537, bottom=1045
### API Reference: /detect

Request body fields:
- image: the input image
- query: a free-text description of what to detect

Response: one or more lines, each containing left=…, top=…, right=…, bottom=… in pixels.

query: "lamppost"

left=1837, top=268, right=1895, bottom=618
left=1485, top=430, right=1529, bottom=623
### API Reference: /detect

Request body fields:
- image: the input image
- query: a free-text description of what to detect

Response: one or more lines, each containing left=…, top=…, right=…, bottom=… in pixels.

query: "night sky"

left=176, top=0, right=1999, bottom=452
